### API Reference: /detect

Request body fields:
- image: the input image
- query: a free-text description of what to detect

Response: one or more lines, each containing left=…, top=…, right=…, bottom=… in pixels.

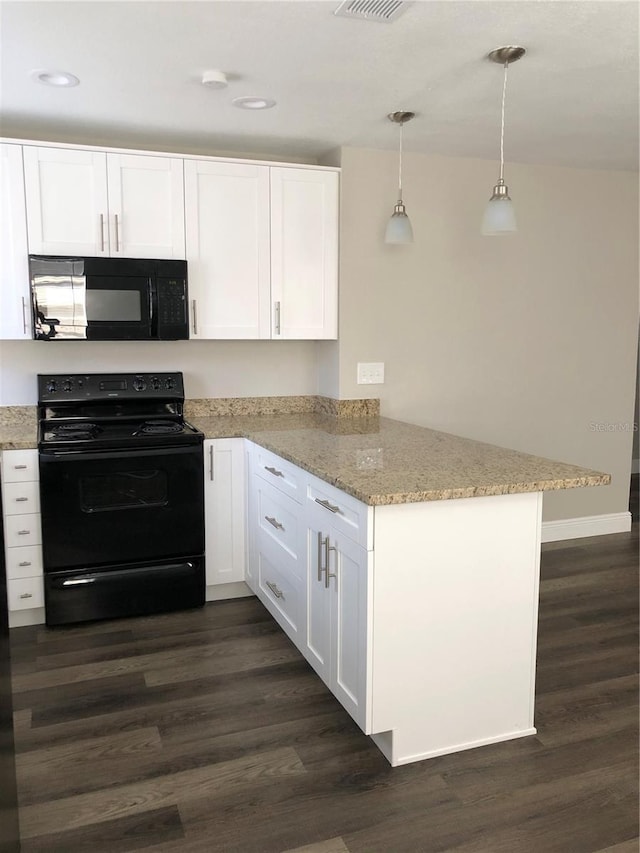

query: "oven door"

left=39, top=444, right=204, bottom=571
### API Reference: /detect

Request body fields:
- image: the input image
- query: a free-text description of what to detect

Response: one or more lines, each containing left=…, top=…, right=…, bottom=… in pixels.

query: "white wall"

left=0, top=340, right=319, bottom=404
left=323, top=146, right=639, bottom=522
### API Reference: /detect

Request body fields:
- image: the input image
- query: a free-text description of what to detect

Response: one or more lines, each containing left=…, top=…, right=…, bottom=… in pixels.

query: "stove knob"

left=151, top=377, right=161, bottom=391
left=133, top=376, right=147, bottom=392
left=63, top=379, right=73, bottom=392
left=47, top=380, right=58, bottom=393
left=165, top=377, right=175, bottom=391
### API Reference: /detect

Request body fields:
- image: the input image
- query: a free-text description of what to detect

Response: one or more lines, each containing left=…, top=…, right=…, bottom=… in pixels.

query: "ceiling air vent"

left=334, top=0, right=410, bottom=24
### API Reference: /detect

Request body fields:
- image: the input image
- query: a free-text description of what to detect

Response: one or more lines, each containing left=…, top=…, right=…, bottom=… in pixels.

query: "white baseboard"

left=542, top=511, right=632, bottom=543
left=632, top=458, right=639, bottom=475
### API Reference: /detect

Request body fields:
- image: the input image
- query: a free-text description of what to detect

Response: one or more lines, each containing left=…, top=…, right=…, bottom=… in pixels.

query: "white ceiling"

left=1, top=0, right=638, bottom=171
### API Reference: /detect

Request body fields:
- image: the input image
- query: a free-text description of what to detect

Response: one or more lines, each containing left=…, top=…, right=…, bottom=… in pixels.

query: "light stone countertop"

left=0, top=410, right=610, bottom=505
left=188, top=413, right=611, bottom=505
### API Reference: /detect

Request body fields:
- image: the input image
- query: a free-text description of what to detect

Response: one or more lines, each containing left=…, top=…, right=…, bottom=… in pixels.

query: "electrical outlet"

left=357, top=362, right=385, bottom=384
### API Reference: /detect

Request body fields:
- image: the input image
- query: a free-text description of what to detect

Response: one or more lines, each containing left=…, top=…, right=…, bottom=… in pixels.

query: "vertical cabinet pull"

left=324, top=536, right=337, bottom=588
left=21, top=296, right=29, bottom=335
left=191, top=300, right=198, bottom=335
left=274, top=301, right=281, bottom=335
left=114, top=213, right=120, bottom=251
left=209, top=445, right=214, bottom=481
left=99, top=213, right=105, bottom=251
left=317, top=531, right=325, bottom=582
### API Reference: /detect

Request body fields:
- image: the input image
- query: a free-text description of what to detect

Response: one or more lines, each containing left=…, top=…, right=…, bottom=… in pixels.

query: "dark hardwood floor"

left=9, top=510, right=639, bottom=852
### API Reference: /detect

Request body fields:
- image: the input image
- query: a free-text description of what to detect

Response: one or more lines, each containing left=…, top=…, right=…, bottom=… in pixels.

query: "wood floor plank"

left=594, top=840, right=640, bottom=853
left=18, top=746, right=306, bottom=839
left=283, top=838, right=351, bottom=853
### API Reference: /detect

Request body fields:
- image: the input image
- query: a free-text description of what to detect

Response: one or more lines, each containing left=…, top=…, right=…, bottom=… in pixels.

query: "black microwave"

left=29, top=255, right=189, bottom=341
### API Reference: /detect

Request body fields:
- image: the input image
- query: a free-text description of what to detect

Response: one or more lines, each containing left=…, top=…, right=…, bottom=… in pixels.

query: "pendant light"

left=481, top=46, right=526, bottom=236
left=385, top=110, right=415, bottom=244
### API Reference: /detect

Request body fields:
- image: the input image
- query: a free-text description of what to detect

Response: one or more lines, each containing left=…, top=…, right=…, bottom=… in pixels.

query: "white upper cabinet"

left=270, top=167, right=338, bottom=340
left=185, top=160, right=271, bottom=339
left=185, top=161, right=338, bottom=340
left=23, top=147, right=185, bottom=259
left=0, top=144, right=31, bottom=339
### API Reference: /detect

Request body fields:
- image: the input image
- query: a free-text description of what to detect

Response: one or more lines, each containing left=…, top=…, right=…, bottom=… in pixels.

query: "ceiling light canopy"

left=385, top=110, right=415, bottom=244
left=232, top=96, right=276, bottom=110
left=30, top=69, right=79, bottom=87
left=481, top=45, right=525, bottom=236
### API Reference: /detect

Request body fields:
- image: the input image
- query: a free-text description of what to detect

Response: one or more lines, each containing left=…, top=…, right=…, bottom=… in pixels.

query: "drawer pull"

left=15, top=497, right=29, bottom=502
left=315, top=497, right=341, bottom=514
left=264, top=466, right=284, bottom=478
left=19, top=593, right=33, bottom=600
left=18, top=561, right=32, bottom=567
left=17, top=530, right=31, bottom=536
left=266, top=580, right=284, bottom=600
left=13, top=464, right=28, bottom=470
left=265, top=515, right=284, bottom=531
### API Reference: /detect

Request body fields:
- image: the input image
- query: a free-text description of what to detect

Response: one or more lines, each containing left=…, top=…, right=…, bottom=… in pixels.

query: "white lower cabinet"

left=1, top=450, right=45, bottom=622
left=305, top=508, right=371, bottom=733
left=203, top=438, right=248, bottom=598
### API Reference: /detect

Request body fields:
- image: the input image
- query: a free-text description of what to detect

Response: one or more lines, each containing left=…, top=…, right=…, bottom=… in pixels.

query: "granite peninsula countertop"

left=0, top=410, right=610, bottom=506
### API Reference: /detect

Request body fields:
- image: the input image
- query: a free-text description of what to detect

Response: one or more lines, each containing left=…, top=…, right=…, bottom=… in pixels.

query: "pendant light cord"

left=398, top=120, right=404, bottom=199
left=499, top=61, right=508, bottom=182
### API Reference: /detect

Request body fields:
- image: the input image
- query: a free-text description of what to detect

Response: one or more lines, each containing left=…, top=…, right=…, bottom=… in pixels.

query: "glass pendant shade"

left=481, top=180, right=517, bottom=235
left=385, top=202, right=414, bottom=243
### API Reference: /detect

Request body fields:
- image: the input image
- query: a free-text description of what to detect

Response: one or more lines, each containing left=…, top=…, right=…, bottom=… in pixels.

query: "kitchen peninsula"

left=0, top=402, right=610, bottom=765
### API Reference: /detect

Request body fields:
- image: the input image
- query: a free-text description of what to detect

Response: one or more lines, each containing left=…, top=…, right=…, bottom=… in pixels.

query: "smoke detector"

left=201, top=70, right=228, bottom=90
left=334, top=0, right=410, bottom=23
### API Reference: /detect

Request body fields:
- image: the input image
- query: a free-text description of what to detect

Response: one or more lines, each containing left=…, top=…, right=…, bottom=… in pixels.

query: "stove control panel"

left=37, top=372, right=185, bottom=403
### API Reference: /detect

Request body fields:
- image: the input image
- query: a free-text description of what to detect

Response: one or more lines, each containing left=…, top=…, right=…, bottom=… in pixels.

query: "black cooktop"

left=37, top=372, right=203, bottom=451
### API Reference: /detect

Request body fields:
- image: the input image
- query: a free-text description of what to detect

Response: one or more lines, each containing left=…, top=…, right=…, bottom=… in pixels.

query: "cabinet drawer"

left=307, top=476, right=370, bottom=549
left=253, top=446, right=302, bottom=503
left=2, top=449, right=39, bottom=483
left=3, top=481, right=40, bottom=515
left=5, top=514, right=42, bottom=548
left=7, top=576, right=44, bottom=611
left=5, top=545, right=43, bottom=580
left=254, top=477, right=304, bottom=574
left=257, top=547, right=301, bottom=640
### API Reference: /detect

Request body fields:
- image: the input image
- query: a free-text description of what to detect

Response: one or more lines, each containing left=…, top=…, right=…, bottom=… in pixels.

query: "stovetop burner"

left=138, top=420, right=183, bottom=435
left=50, top=423, right=103, bottom=441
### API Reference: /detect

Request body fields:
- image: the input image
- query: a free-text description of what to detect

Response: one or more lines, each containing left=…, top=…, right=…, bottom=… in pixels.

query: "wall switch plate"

left=357, top=362, right=385, bottom=384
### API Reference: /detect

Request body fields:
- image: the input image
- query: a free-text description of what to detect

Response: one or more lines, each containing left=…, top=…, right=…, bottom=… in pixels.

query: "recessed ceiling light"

left=232, top=96, right=276, bottom=110
left=31, top=69, right=80, bottom=87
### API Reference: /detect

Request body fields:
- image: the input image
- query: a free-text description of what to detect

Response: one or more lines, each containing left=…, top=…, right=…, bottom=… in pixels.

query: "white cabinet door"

left=304, top=505, right=371, bottom=733
left=185, top=160, right=271, bottom=339
left=204, top=438, right=246, bottom=586
left=330, top=530, right=371, bottom=732
left=24, top=146, right=109, bottom=255
left=106, top=154, right=185, bottom=259
left=270, top=168, right=338, bottom=340
left=0, top=144, right=31, bottom=339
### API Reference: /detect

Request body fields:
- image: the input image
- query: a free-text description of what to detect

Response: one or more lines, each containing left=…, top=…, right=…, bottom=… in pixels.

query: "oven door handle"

left=39, top=444, right=202, bottom=463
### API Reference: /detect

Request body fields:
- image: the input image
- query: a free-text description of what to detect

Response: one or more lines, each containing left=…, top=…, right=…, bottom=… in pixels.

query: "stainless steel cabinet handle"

left=315, top=497, right=341, bottom=514
left=191, top=299, right=198, bottom=335
left=17, top=530, right=30, bottom=536
left=18, top=561, right=32, bottom=567
left=99, top=213, right=105, bottom=251
left=19, top=593, right=33, bottom=600
left=209, top=445, right=214, bottom=481
left=15, top=497, right=29, bottom=502
left=13, top=465, right=27, bottom=470
left=324, top=536, right=337, bottom=589
left=21, top=296, right=29, bottom=334
left=264, top=466, right=284, bottom=478
left=266, top=580, right=284, bottom=600
left=274, top=301, right=281, bottom=335
left=265, top=515, right=284, bottom=531
left=114, top=213, right=120, bottom=251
